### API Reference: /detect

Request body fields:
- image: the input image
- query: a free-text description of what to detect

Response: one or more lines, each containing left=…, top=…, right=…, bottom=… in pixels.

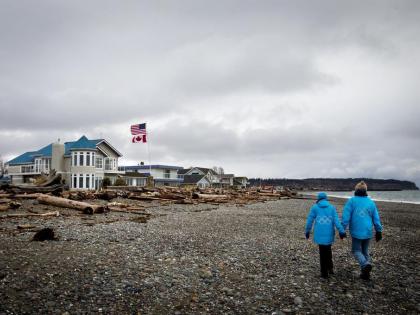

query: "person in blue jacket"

left=305, top=192, right=346, bottom=278
left=341, top=181, right=383, bottom=280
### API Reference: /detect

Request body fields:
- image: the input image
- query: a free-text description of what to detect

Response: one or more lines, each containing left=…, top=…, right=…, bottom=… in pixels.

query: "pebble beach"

left=0, top=197, right=419, bottom=314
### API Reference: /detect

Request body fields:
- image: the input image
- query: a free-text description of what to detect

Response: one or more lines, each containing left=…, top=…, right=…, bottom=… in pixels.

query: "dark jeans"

left=351, top=237, right=371, bottom=268
left=319, top=245, right=333, bottom=276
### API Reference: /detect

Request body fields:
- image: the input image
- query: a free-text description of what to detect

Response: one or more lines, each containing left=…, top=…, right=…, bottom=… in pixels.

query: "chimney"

left=51, top=140, right=65, bottom=172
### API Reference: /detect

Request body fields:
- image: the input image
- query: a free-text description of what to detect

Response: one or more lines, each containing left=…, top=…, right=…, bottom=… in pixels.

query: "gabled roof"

left=182, top=174, right=208, bottom=184
left=221, top=174, right=234, bottom=178
left=177, top=168, right=191, bottom=175
left=180, top=167, right=218, bottom=176
left=67, top=135, right=99, bottom=151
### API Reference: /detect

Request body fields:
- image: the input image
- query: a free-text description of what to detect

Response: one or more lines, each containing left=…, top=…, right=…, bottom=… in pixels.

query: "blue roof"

left=121, top=164, right=183, bottom=170
left=7, top=136, right=104, bottom=165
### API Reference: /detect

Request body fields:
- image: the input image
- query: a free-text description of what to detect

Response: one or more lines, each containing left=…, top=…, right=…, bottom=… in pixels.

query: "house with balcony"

left=219, top=174, right=235, bottom=188
left=177, top=167, right=220, bottom=187
left=119, top=164, right=183, bottom=186
left=233, top=176, right=249, bottom=189
left=5, top=135, right=123, bottom=190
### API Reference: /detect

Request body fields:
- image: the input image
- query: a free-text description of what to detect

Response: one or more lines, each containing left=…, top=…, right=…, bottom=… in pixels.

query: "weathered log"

left=108, top=206, right=150, bottom=215
left=12, top=193, right=42, bottom=199
left=192, top=193, right=228, bottom=200
left=258, top=192, right=281, bottom=197
left=6, top=184, right=65, bottom=195
left=127, top=194, right=173, bottom=201
left=37, top=170, right=62, bottom=187
left=156, top=192, right=188, bottom=200
left=174, top=199, right=195, bottom=204
left=37, top=195, right=105, bottom=214
left=0, top=193, right=12, bottom=199
left=0, top=211, right=60, bottom=219
left=0, top=198, right=12, bottom=204
left=95, top=191, right=118, bottom=201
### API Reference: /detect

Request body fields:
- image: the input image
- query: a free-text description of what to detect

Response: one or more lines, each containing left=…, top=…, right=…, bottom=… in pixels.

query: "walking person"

left=305, top=192, right=346, bottom=279
left=341, top=181, right=383, bottom=280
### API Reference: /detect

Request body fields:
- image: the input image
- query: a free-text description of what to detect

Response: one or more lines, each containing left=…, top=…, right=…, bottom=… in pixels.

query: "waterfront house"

left=6, top=136, right=123, bottom=190
left=180, top=174, right=212, bottom=188
left=119, top=164, right=183, bottom=186
left=177, top=167, right=220, bottom=187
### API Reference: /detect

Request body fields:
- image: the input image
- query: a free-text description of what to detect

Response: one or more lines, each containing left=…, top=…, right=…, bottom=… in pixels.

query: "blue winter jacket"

left=305, top=199, right=345, bottom=245
left=341, top=196, right=383, bottom=239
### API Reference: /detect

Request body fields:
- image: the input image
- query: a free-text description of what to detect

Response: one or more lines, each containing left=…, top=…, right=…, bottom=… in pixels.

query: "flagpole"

left=147, top=123, right=152, bottom=179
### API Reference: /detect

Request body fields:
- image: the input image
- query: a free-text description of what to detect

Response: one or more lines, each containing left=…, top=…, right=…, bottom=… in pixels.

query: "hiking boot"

left=360, top=264, right=372, bottom=280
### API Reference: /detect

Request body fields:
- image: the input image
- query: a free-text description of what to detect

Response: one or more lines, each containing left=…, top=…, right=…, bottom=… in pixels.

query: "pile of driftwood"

left=0, top=181, right=299, bottom=220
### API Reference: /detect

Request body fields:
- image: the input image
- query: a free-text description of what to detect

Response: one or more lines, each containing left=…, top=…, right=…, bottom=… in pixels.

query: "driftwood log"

left=192, top=193, right=228, bottom=200
left=6, top=184, right=65, bottom=195
left=37, top=195, right=105, bottom=214
left=0, top=211, right=60, bottom=219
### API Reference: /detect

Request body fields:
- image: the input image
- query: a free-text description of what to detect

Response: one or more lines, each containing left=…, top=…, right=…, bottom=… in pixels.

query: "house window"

left=95, top=157, right=103, bottom=169
left=79, top=174, right=84, bottom=189
left=86, top=152, right=91, bottom=166
left=72, top=174, right=77, bottom=189
left=164, top=169, right=170, bottom=179
left=35, top=159, right=40, bottom=173
left=73, top=153, right=77, bottom=166
left=86, top=174, right=90, bottom=189
left=79, top=152, right=84, bottom=166
left=22, top=165, right=33, bottom=173
left=104, top=158, right=114, bottom=171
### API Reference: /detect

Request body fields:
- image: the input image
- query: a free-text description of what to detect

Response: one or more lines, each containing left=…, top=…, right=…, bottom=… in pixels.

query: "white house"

left=177, top=167, right=220, bottom=187
left=6, top=135, right=123, bottom=190
left=119, top=164, right=183, bottom=186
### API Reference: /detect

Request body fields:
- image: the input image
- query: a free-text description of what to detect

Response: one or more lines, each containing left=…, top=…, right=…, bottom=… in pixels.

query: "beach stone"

left=199, top=268, right=213, bottom=279
left=294, top=296, right=303, bottom=306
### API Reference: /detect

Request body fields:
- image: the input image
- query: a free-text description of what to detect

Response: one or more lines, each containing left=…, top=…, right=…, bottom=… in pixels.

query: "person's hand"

left=375, top=231, right=382, bottom=242
left=305, top=232, right=310, bottom=240
left=339, top=232, right=347, bottom=240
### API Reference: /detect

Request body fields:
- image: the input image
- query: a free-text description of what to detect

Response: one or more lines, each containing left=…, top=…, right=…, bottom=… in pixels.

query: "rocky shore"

left=0, top=197, right=419, bottom=314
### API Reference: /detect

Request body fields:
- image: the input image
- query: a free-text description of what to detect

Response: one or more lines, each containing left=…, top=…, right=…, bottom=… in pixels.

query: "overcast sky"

left=1, top=0, right=419, bottom=185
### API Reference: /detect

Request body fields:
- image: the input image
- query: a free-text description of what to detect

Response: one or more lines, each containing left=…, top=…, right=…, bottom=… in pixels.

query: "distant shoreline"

left=301, top=191, right=420, bottom=205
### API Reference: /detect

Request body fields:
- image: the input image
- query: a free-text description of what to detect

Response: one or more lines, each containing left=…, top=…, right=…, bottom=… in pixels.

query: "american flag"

left=131, top=123, right=146, bottom=135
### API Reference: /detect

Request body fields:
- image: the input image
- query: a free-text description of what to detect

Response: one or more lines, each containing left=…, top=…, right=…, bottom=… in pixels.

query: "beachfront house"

left=180, top=174, right=212, bottom=188
left=219, top=174, right=235, bottom=188
left=5, top=135, right=123, bottom=190
left=177, top=167, right=220, bottom=187
left=233, top=176, right=249, bottom=189
left=119, top=164, right=183, bottom=186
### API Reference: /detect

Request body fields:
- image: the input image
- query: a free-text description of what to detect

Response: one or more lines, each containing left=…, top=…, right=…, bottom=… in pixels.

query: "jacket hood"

left=317, top=199, right=330, bottom=208
left=317, top=192, right=328, bottom=201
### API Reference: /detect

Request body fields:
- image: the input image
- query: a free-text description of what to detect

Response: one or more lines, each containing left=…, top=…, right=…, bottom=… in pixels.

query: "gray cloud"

left=1, top=0, right=420, bottom=186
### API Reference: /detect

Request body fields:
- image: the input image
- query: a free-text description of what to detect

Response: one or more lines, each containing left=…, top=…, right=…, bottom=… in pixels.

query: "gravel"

left=0, top=197, right=419, bottom=314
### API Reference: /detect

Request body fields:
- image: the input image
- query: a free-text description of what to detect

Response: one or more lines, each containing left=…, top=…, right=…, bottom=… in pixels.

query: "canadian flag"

left=132, top=134, right=147, bottom=143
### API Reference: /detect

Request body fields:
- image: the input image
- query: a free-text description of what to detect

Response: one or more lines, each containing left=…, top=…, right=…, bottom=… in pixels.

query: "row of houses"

left=4, top=135, right=248, bottom=190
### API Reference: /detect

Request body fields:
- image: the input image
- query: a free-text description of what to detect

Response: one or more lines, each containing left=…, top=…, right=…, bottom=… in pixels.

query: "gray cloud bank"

left=1, top=0, right=419, bottom=185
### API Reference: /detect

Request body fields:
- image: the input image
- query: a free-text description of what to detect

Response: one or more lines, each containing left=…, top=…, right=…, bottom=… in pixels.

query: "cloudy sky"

left=1, top=0, right=419, bottom=185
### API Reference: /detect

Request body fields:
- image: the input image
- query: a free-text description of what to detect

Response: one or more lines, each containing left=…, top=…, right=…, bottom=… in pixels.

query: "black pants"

left=319, top=245, right=333, bottom=277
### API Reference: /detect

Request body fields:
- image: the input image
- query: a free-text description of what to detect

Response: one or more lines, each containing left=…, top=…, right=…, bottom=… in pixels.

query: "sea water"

left=304, top=190, right=420, bottom=204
